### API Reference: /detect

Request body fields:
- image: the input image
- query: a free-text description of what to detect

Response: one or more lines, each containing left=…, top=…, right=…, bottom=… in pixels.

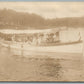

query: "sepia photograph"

left=0, top=2, right=84, bottom=81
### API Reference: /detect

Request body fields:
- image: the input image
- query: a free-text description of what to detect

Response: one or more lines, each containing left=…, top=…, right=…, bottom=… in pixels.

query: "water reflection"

left=39, top=58, right=63, bottom=80
left=0, top=45, right=83, bottom=81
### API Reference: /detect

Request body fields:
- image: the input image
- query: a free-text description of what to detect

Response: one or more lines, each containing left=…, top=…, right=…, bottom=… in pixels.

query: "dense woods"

left=0, top=9, right=84, bottom=29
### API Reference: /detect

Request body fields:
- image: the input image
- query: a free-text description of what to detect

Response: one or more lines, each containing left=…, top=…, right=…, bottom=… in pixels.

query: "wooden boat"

left=0, top=29, right=83, bottom=53
left=0, top=39, right=83, bottom=53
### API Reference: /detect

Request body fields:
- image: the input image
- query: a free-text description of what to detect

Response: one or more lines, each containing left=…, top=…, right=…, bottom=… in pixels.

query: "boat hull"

left=0, top=40, right=83, bottom=53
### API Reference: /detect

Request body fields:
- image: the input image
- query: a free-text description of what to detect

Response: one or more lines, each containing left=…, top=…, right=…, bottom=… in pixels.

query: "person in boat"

left=43, top=33, right=48, bottom=43
left=53, top=33, right=57, bottom=42
left=37, top=34, right=42, bottom=45
left=53, top=32, right=60, bottom=42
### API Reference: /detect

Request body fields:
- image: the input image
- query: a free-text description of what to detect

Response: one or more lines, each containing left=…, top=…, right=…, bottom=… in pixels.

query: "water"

left=0, top=45, right=84, bottom=81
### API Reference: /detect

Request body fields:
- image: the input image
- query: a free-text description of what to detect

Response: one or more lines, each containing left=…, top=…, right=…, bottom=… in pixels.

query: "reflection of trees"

left=39, top=58, right=62, bottom=80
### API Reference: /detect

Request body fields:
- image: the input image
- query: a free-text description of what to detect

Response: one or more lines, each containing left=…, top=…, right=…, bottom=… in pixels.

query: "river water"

left=0, top=44, right=84, bottom=81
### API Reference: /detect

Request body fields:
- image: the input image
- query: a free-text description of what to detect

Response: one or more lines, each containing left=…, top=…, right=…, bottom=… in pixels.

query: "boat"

left=0, top=28, right=83, bottom=53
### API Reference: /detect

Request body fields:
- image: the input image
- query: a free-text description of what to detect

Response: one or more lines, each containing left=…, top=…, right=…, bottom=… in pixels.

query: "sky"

left=0, top=2, right=84, bottom=19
